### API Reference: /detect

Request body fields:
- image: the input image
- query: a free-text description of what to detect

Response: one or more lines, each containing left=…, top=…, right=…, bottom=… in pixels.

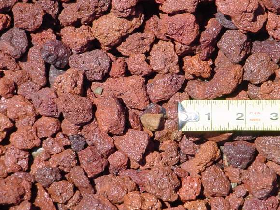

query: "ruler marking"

left=179, top=100, right=280, bottom=131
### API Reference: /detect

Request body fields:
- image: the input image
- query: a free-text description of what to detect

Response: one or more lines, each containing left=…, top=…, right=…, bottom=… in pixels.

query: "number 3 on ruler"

left=270, top=113, right=278, bottom=120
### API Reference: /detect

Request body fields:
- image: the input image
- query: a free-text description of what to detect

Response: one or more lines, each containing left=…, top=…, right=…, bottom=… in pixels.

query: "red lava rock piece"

left=181, top=141, right=220, bottom=175
left=61, top=119, right=80, bottom=137
left=94, top=96, right=125, bottom=135
left=243, top=53, right=278, bottom=84
left=159, top=0, right=198, bottom=14
left=56, top=93, right=93, bottom=125
left=223, top=141, right=256, bottom=169
left=12, top=2, right=44, bottom=32
left=262, top=0, right=280, bottom=13
left=226, top=193, right=245, bottom=210
left=66, top=166, right=94, bottom=195
left=78, top=146, right=108, bottom=177
left=216, top=0, right=267, bottom=33
left=243, top=196, right=279, bottom=210
left=0, top=52, right=20, bottom=70
left=243, top=159, right=277, bottom=199
left=255, top=136, right=280, bottom=164
left=0, top=176, right=27, bottom=205
left=58, top=0, right=110, bottom=26
left=174, top=41, right=197, bottom=57
left=0, top=160, right=8, bottom=178
left=31, top=29, right=56, bottom=47
left=128, top=109, right=143, bottom=130
left=111, top=0, right=138, bottom=17
left=34, top=117, right=61, bottom=138
left=201, top=165, right=231, bottom=197
left=2, top=145, right=29, bottom=173
left=108, top=151, right=128, bottom=174
left=10, top=126, right=40, bottom=150
left=9, top=201, right=33, bottom=210
left=266, top=161, right=280, bottom=175
left=204, top=132, right=233, bottom=142
left=110, top=57, right=127, bottom=78
left=217, top=30, right=250, bottom=63
left=69, top=50, right=111, bottom=81
left=68, top=135, right=86, bottom=152
left=1, top=0, right=280, bottom=209
left=0, top=0, right=18, bottom=12
left=34, top=183, right=56, bottom=210
left=140, top=166, right=180, bottom=202
left=184, top=200, right=207, bottom=210
left=0, top=14, right=11, bottom=32
left=92, top=11, right=144, bottom=49
left=227, top=90, right=251, bottom=100
left=53, top=68, right=84, bottom=96
left=41, top=40, right=72, bottom=69
left=0, top=113, right=13, bottom=142
left=61, top=25, right=94, bottom=54
left=93, top=75, right=149, bottom=110
left=117, top=32, right=155, bottom=56
left=17, top=81, right=40, bottom=100
left=48, top=180, right=74, bottom=203
left=6, top=95, right=36, bottom=127
left=159, top=140, right=179, bottom=166
left=183, top=55, right=212, bottom=80
left=114, top=129, right=149, bottom=162
left=126, top=54, right=153, bottom=76
left=0, top=77, right=15, bottom=98
left=95, top=174, right=137, bottom=204
left=43, top=136, right=67, bottom=155
left=32, top=87, right=59, bottom=118
left=178, top=176, right=201, bottom=201
left=149, top=40, right=179, bottom=74
left=49, top=149, right=77, bottom=172
left=81, top=120, right=115, bottom=157
left=210, top=197, right=230, bottom=210
left=20, top=46, right=47, bottom=88
left=160, top=13, right=199, bottom=45
left=267, top=12, right=280, bottom=40
left=258, top=80, right=280, bottom=99
left=179, top=136, right=199, bottom=156
left=199, top=18, right=223, bottom=60
left=123, top=191, right=162, bottom=209
left=147, top=73, right=185, bottom=103
left=215, top=12, right=237, bottom=30
left=186, top=60, right=243, bottom=99
left=0, top=28, right=28, bottom=60
left=224, top=166, right=243, bottom=183
left=74, top=193, right=117, bottom=210
left=11, top=172, right=33, bottom=201
left=36, top=0, right=59, bottom=19
left=34, top=166, right=61, bottom=188
left=62, top=192, right=82, bottom=209
left=144, top=15, right=168, bottom=41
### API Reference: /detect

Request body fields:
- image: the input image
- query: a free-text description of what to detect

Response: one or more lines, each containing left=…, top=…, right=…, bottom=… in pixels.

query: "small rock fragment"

left=223, top=141, right=256, bottom=169
left=243, top=53, right=278, bottom=84
left=140, top=113, right=164, bottom=131
left=113, top=129, right=149, bottom=162
left=41, top=40, right=72, bottom=68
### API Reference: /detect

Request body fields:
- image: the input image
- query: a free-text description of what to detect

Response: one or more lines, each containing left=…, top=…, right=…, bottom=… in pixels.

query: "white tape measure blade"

left=178, top=100, right=280, bottom=131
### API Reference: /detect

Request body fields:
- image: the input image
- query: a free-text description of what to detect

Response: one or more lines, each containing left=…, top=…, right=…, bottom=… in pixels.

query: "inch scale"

left=178, top=100, right=280, bottom=131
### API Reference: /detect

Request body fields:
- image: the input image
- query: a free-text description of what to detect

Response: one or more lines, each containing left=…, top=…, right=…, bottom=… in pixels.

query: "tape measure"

left=178, top=100, right=280, bottom=131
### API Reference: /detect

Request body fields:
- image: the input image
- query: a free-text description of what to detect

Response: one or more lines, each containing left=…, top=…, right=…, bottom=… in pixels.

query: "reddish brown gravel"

left=0, top=0, right=279, bottom=209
